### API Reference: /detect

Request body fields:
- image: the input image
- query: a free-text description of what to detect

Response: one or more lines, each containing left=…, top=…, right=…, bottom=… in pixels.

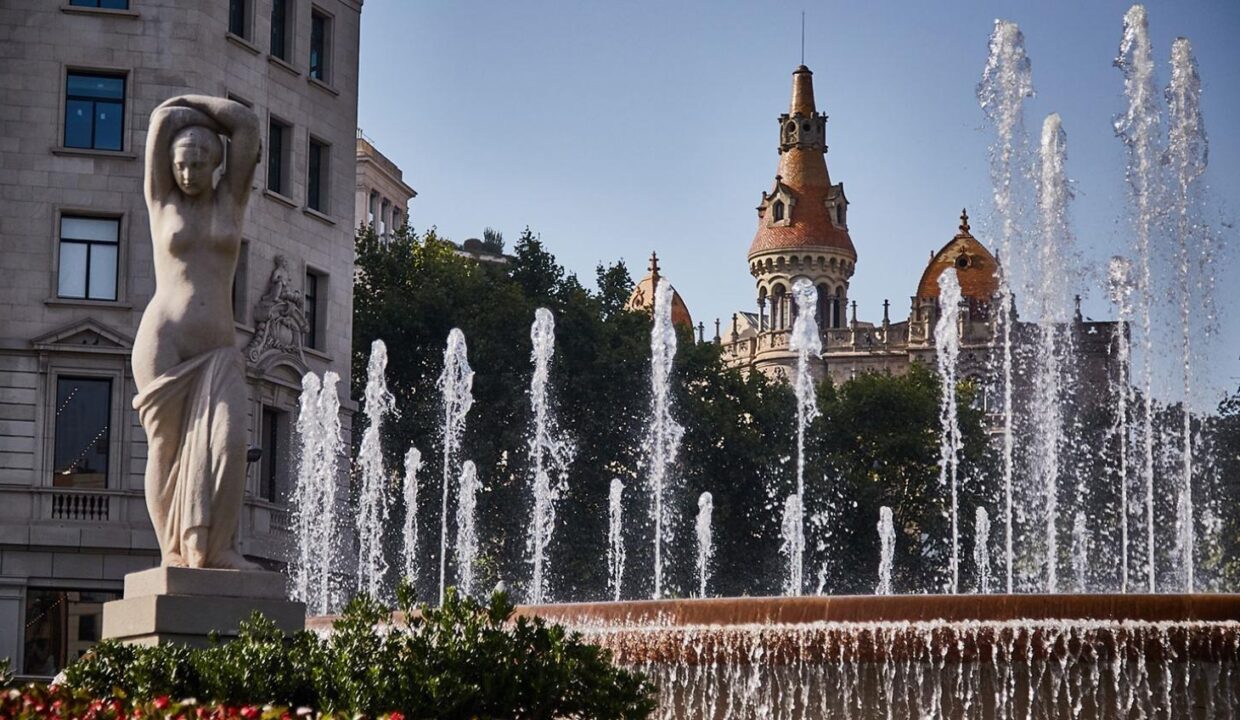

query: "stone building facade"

left=355, top=130, right=414, bottom=240
left=0, top=0, right=361, bottom=676
left=721, top=65, right=1121, bottom=407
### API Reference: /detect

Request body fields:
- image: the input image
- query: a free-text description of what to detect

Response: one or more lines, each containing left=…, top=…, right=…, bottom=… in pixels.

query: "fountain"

left=295, top=6, right=1240, bottom=718
left=291, top=370, right=342, bottom=615
left=527, top=308, right=574, bottom=604
left=401, top=447, right=422, bottom=590
left=695, top=492, right=713, bottom=598
left=356, top=340, right=395, bottom=600
left=933, top=269, right=963, bottom=593
left=646, top=279, right=684, bottom=599
left=875, top=506, right=894, bottom=596
left=437, top=328, right=474, bottom=604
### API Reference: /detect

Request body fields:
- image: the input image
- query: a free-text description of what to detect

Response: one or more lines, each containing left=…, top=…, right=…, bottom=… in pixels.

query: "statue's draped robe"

left=133, top=347, right=246, bottom=563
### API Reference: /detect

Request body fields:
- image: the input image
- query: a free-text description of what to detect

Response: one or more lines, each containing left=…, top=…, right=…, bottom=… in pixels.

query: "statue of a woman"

left=132, top=95, right=261, bottom=569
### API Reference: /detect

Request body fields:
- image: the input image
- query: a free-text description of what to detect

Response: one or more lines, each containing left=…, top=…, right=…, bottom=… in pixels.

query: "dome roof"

left=626, top=252, right=693, bottom=328
left=915, top=210, right=1000, bottom=301
left=748, top=65, right=856, bottom=259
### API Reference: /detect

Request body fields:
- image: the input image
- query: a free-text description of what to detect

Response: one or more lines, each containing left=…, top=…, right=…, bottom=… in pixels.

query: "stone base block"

left=102, top=566, right=305, bottom=646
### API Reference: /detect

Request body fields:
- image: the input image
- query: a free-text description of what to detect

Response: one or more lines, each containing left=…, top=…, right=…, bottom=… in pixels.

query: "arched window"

left=772, top=200, right=785, bottom=222
left=772, top=284, right=787, bottom=329
left=833, top=286, right=846, bottom=328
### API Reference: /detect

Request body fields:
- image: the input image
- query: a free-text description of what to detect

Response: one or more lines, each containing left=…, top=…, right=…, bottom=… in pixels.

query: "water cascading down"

left=975, top=507, right=991, bottom=594
left=1167, top=36, right=1208, bottom=592
left=1033, top=112, right=1077, bottom=592
left=978, top=18, right=1033, bottom=593
left=292, top=370, right=342, bottom=614
left=786, top=277, right=822, bottom=596
left=934, top=269, right=963, bottom=593
left=695, top=492, right=713, bottom=598
left=1115, top=3, right=1160, bottom=592
left=401, top=447, right=422, bottom=589
left=645, top=279, right=684, bottom=599
left=527, top=308, right=574, bottom=604
left=356, top=340, right=395, bottom=600
left=437, top=328, right=474, bottom=604
left=1107, top=256, right=1135, bottom=591
left=608, top=479, right=625, bottom=601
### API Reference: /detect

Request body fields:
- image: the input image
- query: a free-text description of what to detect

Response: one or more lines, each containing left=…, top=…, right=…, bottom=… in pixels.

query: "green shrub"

left=62, top=586, right=655, bottom=719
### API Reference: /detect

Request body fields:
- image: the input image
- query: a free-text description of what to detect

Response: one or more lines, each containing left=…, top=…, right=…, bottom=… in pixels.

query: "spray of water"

left=787, top=278, right=822, bottom=596
left=1107, top=256, right=1135, bottom=592
left=401, top=447, right=422, bottom=588
left=454, top=460, right=480, bottom=597
left=292, top=372, right=342, bottom=614
left=646, top=279, right=684, bottom=599
left=876, top=506, right=895, bottom=596
left=527, top=308, right=575, bottom=604
left=975, top=507, right=991, bottom=594
left=356, top=340, right=396, bottom=600
left=934, top=269, right=963, bottom=593
left=780, top=494, right=803, bottom=597
left=437, top=329, right=475, bottom=604
left=978, top=18, right=1034, bottom=594
left=1033, top=112, right=1077, bottom=593
left=1115, top=3, right=1161, bottom=593
left=608, top=479, right=626, bottom=601
left=695, top=492, right=714, bottom=598
left=1167, top=36, right=1207, bottom=593
left=1072, top=510, right=1089, bottom=593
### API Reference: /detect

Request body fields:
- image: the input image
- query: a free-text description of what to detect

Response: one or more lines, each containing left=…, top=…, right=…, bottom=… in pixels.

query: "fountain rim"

left=306, top=592, right=1240, bottom=630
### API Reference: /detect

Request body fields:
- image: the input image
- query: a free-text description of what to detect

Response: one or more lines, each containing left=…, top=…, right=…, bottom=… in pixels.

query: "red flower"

left=154, top=696, right=172, bottom=710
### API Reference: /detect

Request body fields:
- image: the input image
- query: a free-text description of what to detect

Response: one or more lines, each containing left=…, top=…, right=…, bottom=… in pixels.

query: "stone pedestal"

left=102, top=566, right=305, bottom=646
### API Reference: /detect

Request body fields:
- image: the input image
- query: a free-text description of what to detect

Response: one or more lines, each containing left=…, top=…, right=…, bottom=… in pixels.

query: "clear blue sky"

left=357, top=0, right=1240, bottom=400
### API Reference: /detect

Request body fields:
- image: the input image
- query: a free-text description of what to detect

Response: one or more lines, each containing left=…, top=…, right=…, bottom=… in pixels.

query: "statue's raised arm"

left=144, top=95, right=260, bottom=210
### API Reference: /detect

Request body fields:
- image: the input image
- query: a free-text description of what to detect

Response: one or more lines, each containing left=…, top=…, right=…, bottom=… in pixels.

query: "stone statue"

left=245, top=255, right=309, bottom=366
left=131, top=95, right=261, bottom=570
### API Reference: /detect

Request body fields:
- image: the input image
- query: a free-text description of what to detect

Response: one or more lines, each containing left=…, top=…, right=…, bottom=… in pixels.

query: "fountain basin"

left=314, top=594, right=1240, bottom=718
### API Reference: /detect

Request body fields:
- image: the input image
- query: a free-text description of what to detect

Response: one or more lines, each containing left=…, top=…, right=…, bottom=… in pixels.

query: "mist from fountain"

left=356, top=340, right=395, bottom=601
left=454, top=460, right=480, bottom=597
left=1167, top=36, right=1208, bottom=593
left=974, top=507, right=991, bottom=594
left=978, top=18, right=1033, bottom=594
left=876, top=506, right=895, bottom=595
left=608, top=479, right=625, bottom=601
left=401, top=447, right=422, bottom=590
left=646, top=279, right=684, bottom=599
left=695, top=492, right=713, bottom=598
left=1115, top=3, right=1161, bottom=593
left=437, top=329, right=475, bottom=604
left=291, top=371, right=342, bottom=614
left=527, top=308, right=574, bottom=604
left=933, top=269, right=963, bottom=593
left=787, top=278, right=822, bottom=596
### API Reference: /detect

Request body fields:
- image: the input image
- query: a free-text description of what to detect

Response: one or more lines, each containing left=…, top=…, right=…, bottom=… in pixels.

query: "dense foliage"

left=352, top=226, right=996, bottom=599
left=58, top=587, right=654, bottom=719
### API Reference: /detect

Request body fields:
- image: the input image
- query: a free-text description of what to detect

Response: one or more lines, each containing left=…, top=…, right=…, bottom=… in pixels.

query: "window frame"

left=49, top=374, right=114, bottom=491
left=303, top=267, right=327, bottom=352
left=52, top=210, right=126, bottom=304
left=228, top=0, right=252, bottom=40
left=309, top=7, right=333, bottom=84
left=55, top=214, right=121, bottom=302
left=266, top=115, right=292, bottom=197
left=62, top=69, right=127, bottom=152
left=22, top=587, right=123, bottom=678
left=306, top=135, right=329, bottom=213
left=68, top=0, right=130, bottom=8
left=259, top=405, right=282, bottom=502
left=269, top=0, right=294, bottom=62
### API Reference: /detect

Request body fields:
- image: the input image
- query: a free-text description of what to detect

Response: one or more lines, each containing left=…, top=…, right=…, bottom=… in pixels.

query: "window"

left=367, top=190, right=377, bottom=226
left=772, top=200, right=785, bottom=222
left=309, top=9, right=331, bottom=82
left=228, top=0, right=248, bottom=38
left=23, top=589, right=121, bottom=677
left=58, top=216, right=119, bottom=301
left=64, top=72, right=125, bottom=151
left=270, top=0, right=291, bottom=61
left=267, top=117, right=290, bottom=195
left=52, top=377, right=111, bottom=489
left=304, top=271, right=323, bottom=350
left=307, top=138, right=327, bottom=211
left=260, top=407, right=282, bottom=501
left=69, top=0, right=129, bottom=8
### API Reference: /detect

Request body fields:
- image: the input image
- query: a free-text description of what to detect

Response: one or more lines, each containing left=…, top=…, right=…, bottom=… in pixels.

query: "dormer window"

left=772, top=200, right=785, bottom=222
left=837, top=203, right=847, bottom=226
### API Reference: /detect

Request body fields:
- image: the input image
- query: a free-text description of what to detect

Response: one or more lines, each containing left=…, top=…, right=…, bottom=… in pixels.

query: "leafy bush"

left=61, top=586, right=655, bottom=719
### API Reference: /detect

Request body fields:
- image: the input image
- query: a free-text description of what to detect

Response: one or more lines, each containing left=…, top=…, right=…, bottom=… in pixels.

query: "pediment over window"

left=31, top=318, right=133, bottom=355
left=758, top=180, right=797, bottom=228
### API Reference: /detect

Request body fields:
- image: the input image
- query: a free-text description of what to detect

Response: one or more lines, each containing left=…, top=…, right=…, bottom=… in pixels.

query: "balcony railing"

left=48, top=490, right=111, bottom=521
